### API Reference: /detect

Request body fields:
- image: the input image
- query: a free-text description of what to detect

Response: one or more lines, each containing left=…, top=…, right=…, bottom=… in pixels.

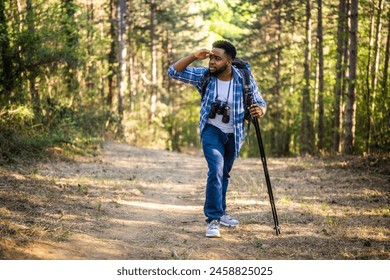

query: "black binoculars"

left=208, top=99, right=230, bottom=123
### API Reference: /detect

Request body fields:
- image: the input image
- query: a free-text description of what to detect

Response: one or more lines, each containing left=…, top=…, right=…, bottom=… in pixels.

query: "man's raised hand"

left=193, top=49, right=214, bottom=60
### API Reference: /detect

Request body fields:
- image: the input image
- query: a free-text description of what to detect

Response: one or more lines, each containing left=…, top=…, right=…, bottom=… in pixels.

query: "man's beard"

left=210, top=64, right=228, bottom=77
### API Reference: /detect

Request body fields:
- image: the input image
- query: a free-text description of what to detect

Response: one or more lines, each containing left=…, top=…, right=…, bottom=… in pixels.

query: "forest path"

left=26, top=142, right=265, bottom=260
left=0, top=142, right=389, bottom=259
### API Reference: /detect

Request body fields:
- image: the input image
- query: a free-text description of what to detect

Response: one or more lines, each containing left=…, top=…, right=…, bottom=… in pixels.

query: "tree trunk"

left=107, top=0, right=116, bottom=108
left=128, top=0, right=136, bottom=113
left=344, top=0, right=358, bottom=155
left=61, top=0, right=79, bottom=104
left=0, top=0, right=13, bottom=103
left=300, top=0, right=314, bottom=155
left=340, top=1, right=350, bottom=150
left=371, top=0, right=384, bottom=100
left=128, top=50, right=136, bottom=113
left=269, top=1, right=283, bottom=156
left=333, top=0, right=347, bottom=153
left=368, top=0, right=384, bottom=153
left=365, top=1, right=375, bottom=153
left=26, top=0, right=41, bottom=116
left=13, top=0, right=24, bottom=103
left=117, top=0, right=127, bottom=137
left=381, top=9, right=390, bottom=143
left=316, top=0, right=324, bottom=152
left=86, top=0, right=95, bottom=94
left=381, top=10, right=390, bottom=126
left=275, top=0, right=283, bottom=156
left=149, top=0, right=157, bottom=123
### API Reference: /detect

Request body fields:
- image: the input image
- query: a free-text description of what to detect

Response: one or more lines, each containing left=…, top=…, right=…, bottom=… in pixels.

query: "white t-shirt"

left=207, top=78, right=234, bottom=133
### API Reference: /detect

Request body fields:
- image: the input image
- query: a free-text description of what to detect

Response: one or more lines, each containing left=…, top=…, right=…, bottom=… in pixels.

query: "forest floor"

left=0, top=141, right=389, bottom=260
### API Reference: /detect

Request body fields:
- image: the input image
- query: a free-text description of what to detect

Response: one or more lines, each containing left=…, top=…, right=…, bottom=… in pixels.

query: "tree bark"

left=275, top=0, right=283, bottom=156
left=61, top=0, right=79, bottom=103
left=117, top=0, right=127, bottom=137
left=0, top=0, right=13, bottom=102
left=300, top=0, right=314, bottom=155
left=365, top=1, right=375, bottom=153
left=382, top=10, right=390, bottom=119
left=149, top=0, right=157, bottom=123
left=107, top=0, right=116, bottom=108
left=344, top=0, right=358, bottom=155
left=316, top=0, right=324, bottom=152
left=333, top=0, right=347, bottom=153
left=86, top=0, right=95, bottom=94
left=368, top=0, right=384, bottom=153
left=381, top=9, right=390, bottom=141
left=269, top=1, right=283, bottom=156
left=26, top=0, right=41, bottom=116
left=128, top=0, right=136, bottom=113
left=371, top=0, right=384, bottom=99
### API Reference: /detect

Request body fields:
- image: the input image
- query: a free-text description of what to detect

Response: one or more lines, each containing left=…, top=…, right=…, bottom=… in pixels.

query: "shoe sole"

left=206, top=229, right=221, bottom=238
left=220, top=222, right=239, bottom=227
left=206, top=233, right=221, bottom=238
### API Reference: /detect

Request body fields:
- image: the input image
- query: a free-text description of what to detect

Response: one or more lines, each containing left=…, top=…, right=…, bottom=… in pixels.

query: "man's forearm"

left=173, top=49, right=212, bottom=72
left=174, top=53, right=197, bottom=72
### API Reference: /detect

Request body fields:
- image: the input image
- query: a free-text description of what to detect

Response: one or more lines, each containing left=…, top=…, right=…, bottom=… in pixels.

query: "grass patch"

left=0, top=105, right=109, bottom=165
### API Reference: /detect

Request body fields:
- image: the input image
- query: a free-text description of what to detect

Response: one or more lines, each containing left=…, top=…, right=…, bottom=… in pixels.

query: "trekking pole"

left=251, top=116, right=281, bottom=236
left=244, top=91, right=281, bottom=235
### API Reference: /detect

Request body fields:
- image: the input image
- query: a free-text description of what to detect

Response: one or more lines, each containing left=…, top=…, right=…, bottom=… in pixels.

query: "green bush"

left=0, top=105, right=111, bottom=164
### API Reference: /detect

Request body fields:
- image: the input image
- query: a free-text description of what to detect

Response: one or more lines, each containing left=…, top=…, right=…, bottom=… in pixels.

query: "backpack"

left=200, top=57, right=253, bottom=122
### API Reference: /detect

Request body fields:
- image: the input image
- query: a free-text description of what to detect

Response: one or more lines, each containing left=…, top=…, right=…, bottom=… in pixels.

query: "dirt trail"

left=0, top=142, right=389, bottom=259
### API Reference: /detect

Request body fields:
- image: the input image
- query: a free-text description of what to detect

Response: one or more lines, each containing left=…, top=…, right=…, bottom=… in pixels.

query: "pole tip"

left=274, top=225, right=281, bottom=236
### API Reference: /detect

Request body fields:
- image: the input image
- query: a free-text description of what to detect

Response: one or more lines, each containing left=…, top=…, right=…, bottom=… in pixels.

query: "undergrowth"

left=0, top=104, right=114, bottom=165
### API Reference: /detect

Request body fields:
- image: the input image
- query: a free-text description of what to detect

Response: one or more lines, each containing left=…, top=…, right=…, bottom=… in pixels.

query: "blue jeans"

left=201, top=124, right=236, bottom=222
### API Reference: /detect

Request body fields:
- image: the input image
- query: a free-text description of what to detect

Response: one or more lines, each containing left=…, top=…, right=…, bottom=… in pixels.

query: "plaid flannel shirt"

left=168, top=63, right=266, bottom=158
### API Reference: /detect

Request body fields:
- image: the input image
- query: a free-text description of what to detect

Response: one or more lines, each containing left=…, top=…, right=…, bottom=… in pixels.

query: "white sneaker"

left=220, top=214, right=239, bottom=227
left=206, top=220, right=221, bottom=238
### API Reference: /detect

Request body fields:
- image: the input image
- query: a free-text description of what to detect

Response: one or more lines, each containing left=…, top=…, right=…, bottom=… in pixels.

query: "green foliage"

left=0, top=0, right=115, bottom=164
left=0, top=103, right=109, bottom=164
left=201, top=0, right=253, bottom=42
left=0, top=105, right=55, bottom=163
left=0, top=0, right=389, bottom=161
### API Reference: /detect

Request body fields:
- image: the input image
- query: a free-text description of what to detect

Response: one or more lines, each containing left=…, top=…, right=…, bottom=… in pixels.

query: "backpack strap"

left=232, top=58, right=253, bottom=119
left=238, top=67, right=252, bottom=107
left=237, top=67, right=253, bottom=140
left=200, top=69, right=211, bottom=101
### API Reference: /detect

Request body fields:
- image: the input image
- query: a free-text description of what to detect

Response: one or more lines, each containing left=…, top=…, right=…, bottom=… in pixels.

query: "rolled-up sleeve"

left=250, top=77, right=267, bottom=107
left=168, top=64, right=207, bottom=91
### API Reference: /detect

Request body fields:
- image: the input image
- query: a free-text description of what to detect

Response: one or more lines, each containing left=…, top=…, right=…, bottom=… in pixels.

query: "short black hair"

left=212, top=40, right=236, bottom=59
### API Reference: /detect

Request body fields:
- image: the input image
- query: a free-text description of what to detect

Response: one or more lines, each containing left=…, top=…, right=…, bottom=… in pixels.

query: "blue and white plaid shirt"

left=168, top=63, right=266, bottom=158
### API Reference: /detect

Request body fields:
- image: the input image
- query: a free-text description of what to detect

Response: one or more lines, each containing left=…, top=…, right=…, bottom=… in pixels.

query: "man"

left=168, top=40, right=266, bottom=238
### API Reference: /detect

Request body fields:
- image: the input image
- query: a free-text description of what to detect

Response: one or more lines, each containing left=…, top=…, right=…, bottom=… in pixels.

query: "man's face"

left=208, top=47, right=231, bottom=76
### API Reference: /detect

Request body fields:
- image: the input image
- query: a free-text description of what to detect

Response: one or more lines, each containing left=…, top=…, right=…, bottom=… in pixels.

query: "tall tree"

left=107, top=0, right=116, bottom=108
left=333, top=0, right=348, bottom=153
left=378, top=6, right=390, bottom=151
left=365, top=1, right=376, bottom=154
left=149, top=0, right=158, bottom=123
left=85, top=0, right=95, bottom=95
left=316, top=0, right=324, bottom=152
left=300, top=0, right=314, bottom=155
left=116, top=0, right=127, bottom=137
left=127, top=0, right=136, bottom=113
left=344, top=0, right=358, bottom=154
left=26, top=0, right=41, bottom=115
left=370, top=0, right=384, bottom=104
left=367, top=0, right=384, bottom=153
left=61, top=0, right=79, bottom=104
left=382, top=9, right=390, bottom=130
left=0, top=0, right=13, bottom=103
left=269, top=0, right=284, bottom=156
